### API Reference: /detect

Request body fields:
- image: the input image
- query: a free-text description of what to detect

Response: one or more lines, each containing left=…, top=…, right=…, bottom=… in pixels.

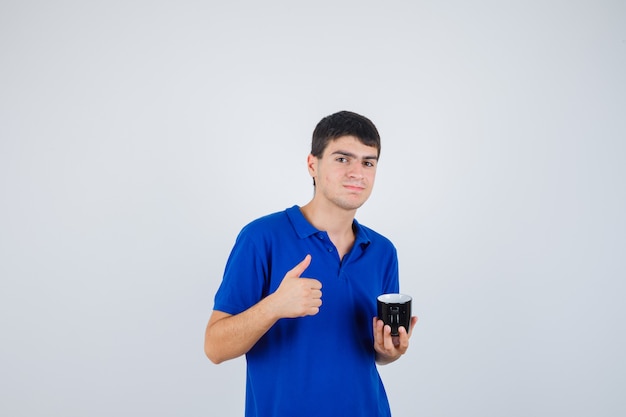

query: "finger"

left=302, top=278, right=322, bottom=290
left=286, top=254, right=311, bottom=278
left=408, top=316, right=418, bottom=336
left=307, top=306, right=321, bottom=316
left=310, top=289, right=323, bottom=299
left=305, top=295, right=323, bottom=316
left=392, top=335, right=401, bottom=348
left=395, top=326, right=410, bottom=351
left=382, top=324, right=395, bottom=350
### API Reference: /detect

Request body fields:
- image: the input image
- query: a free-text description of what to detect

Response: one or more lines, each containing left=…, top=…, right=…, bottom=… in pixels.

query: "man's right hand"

left=270, top=254, right=322, bottom=318
left=204, top=254, right=322, bottom=364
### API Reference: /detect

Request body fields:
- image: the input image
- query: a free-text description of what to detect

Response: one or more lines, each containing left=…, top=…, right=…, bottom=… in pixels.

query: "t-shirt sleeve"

left=382, top=244, right=400, bottom=294
left=213, top=227, right=268, bottom=315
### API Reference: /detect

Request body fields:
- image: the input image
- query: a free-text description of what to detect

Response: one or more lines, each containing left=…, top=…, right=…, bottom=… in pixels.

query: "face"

left=308, top=135, right=378, bottom=211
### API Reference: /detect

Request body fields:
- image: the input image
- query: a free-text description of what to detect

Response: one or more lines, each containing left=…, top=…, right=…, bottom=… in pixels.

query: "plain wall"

left=1, top=1, right=624, bottom=416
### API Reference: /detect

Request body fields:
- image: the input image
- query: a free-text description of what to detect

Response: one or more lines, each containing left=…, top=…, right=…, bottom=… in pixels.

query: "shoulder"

left=242, top=209, right=289, bottom=232
left=236, top=207, right=296, bottom=241
left=243, top=209, right=289, bottom=230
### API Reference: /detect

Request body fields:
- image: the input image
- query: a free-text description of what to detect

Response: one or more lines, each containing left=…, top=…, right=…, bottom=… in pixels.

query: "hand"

left=373, top=315, right=418, bottom=365
left=270, top=255, right=322, bottom=318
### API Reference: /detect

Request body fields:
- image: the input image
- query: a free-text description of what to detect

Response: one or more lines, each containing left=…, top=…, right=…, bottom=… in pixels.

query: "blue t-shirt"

left=214, top=205, right=400, bottom=417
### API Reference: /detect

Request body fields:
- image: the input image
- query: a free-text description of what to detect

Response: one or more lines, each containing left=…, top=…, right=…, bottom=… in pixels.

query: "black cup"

left=377, top=293, right=412, bottom=336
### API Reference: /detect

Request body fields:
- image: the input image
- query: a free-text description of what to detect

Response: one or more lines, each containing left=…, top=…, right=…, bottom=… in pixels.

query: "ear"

left=307, top=154, right=318, bottom=179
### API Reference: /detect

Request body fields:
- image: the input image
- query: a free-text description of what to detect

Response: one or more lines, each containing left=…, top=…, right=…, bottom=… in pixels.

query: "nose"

left=348, top=163, right=364, bottom=179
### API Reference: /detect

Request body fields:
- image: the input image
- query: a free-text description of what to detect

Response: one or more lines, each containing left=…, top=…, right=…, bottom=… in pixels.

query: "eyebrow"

left=331, top=150, right=379, bottom=161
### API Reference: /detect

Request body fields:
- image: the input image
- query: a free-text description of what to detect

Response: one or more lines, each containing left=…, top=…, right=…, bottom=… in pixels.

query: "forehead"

left=322, top=135, right=379, bottom=157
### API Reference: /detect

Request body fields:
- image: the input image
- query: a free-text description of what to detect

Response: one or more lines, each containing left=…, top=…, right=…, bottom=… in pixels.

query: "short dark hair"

left=311, top=111, right=381, bottom=158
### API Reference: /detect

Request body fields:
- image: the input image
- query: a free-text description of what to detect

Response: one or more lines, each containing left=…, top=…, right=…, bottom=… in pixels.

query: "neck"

left=300, top=200, right=356, bottom=237
left=300, top=200, right=357, bottom=260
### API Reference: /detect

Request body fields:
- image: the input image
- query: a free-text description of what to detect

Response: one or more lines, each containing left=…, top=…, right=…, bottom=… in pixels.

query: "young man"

left=204, top=111, right=417, bottom=417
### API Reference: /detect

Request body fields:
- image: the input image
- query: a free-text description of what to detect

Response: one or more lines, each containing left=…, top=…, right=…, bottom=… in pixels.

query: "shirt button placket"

left=318, top=233, right=334, bottom=253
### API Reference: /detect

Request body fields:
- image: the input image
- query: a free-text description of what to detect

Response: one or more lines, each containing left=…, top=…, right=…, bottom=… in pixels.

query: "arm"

left=373, top=316, right=418, bottom=365
left=204, top=300, right=280, bottom=364
left=204, top=255, right=322, bottom=364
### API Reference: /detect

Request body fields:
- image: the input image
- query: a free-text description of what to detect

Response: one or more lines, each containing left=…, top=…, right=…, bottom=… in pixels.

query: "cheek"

left=323, top=165, right=344, bottom=180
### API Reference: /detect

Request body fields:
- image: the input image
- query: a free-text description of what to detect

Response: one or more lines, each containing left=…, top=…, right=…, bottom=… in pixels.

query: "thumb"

left=286, top=254, right=311, bottom=279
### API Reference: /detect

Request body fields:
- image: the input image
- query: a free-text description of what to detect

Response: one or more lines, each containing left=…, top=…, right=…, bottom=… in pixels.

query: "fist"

left=273, top=255, right=322, bottom=318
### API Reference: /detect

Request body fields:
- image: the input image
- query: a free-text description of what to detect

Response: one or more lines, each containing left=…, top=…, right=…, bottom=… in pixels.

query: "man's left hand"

left=372, top=316, right=418, bottom=365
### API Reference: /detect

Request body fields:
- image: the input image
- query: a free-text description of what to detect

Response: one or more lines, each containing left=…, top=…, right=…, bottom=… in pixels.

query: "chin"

left=336, top=199, right=367, bottom=211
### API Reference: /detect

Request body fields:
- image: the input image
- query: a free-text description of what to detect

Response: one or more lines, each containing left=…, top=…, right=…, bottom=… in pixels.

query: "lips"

left=344, top=184, right=365, bottom=191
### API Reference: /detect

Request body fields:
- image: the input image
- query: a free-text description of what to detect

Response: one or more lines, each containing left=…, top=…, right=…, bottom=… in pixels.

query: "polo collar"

left=286, top=205, right=372, bottom=248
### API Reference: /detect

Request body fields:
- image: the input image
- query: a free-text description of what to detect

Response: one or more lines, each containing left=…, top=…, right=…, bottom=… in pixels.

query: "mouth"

left=344, top=184, right=366, bottom=192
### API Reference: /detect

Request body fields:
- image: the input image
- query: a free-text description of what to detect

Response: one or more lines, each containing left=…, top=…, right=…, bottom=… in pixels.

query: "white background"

left=1, top=1, right=625, bottom=416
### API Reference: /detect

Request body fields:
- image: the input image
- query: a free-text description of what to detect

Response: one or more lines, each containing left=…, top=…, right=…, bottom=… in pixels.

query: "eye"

left=363, top=160, right=376, bottom=168
left=336, top=157, right=349, bottom=163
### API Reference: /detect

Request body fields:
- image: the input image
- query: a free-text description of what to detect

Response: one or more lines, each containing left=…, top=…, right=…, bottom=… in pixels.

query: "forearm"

left=204, top=296, right=280, bottom=364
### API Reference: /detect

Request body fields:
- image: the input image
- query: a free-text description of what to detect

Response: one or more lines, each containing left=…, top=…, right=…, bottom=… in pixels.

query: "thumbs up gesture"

left=270, top=255, right=322, bottom=318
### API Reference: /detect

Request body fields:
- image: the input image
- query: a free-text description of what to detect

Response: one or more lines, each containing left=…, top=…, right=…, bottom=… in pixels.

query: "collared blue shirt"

left=214, top=205, right=399, bottom=417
